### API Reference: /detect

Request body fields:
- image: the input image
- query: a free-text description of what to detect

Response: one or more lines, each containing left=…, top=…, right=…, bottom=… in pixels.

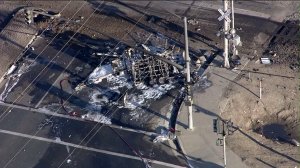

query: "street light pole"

left=183, top=17, right=193, bottom=130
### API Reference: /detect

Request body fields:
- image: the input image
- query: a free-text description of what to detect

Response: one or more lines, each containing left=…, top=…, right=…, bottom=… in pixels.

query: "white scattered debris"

left=38, top=107, right=56, bottom=114
left=187, top=18, right=199, bottom=25
left=67, top=159, right=72, bottom=164
left=89, top=90, right=110, bottom=105
left=88, top=64, right=113, bottom=84
left=142, top=44, right=151, bottom=52
left=75, top=83, right=86, bottom=92
left=291, top=139, right=300, bottom=147
left=125, top=95, right=145, bottom=110
left=55, top=137, right=61, bottom=142
left=138, top=83, right=175, bottom=99
left=143, top=159, right=152, bottom=168
left=0, top=59, right=36, bottom=101
left=261, top=57, right=272, bottom=64
left=81, top=112, right=111, bottom=124
left=66, top=145, right=70, bottom=153
left=107, top=75, right=133, bottom=90
left=153, top=129, right=176, bottom=143
left=6, top=64, right=17, bottom=76
left=124, top=83, right=175, bottom=110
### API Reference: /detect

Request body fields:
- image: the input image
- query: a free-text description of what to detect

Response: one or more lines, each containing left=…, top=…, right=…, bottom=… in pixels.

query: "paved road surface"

left=0, top=104, right=186, bottom=168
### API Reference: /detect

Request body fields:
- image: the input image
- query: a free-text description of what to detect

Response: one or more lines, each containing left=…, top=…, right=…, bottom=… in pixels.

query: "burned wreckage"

left=96, top=42, right=187, bottom=87
left=83, top=33, right=211, bottom=101
left=124, top=44, right=185, bottom=85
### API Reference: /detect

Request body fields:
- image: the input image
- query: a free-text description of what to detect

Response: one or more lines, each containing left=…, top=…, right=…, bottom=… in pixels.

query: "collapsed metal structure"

left=123, top=46, right=180, bottom=85
left=131, top=56, right=172, bottom=85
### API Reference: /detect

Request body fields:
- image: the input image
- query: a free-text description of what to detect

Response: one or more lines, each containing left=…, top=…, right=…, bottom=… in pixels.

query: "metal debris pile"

left=87, top=33, right=185, bottom=87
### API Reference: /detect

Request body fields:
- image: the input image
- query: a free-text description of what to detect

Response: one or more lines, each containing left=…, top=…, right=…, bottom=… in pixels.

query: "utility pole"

left=183, top=17, right=193, bottom=130
left=223, top=0, right=230, bottom=68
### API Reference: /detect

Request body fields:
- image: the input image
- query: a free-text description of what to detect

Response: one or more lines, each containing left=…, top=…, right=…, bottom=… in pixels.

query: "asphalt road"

left=0, top=104, right=186, bottom=168
left=0, top=1, right=291, bottom=168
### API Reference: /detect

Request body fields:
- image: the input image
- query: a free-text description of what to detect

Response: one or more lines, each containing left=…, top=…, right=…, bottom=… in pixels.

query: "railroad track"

left=266, top=20, right=300, bottom=48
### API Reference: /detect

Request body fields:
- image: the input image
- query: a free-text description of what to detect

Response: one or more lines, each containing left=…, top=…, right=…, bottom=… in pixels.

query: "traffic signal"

left=24, top=9, right=33, bottom=24
left=213, top=118, right=225, bottom=135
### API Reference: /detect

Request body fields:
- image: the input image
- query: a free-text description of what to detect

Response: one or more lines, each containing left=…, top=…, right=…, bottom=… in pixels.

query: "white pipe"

left=260, top=80, right=262, bottom=99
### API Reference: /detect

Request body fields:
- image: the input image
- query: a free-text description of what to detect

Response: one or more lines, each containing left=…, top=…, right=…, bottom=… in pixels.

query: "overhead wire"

left=56, top=3, right=179, bottom=167
left=0, top=1, right=72, bottom=65
left=3, top=1, right=183, bottom=167
left=0, top=1, right=88, bottom=121
left=1, top=1, right=109, bottom=167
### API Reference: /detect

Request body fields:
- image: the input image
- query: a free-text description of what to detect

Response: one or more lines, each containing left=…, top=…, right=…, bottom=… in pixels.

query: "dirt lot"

left=219, top=13, right=300, bottom=168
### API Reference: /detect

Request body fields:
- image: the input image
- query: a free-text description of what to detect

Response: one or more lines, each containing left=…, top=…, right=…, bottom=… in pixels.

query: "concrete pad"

left=176, top=58, right=250, bottom=168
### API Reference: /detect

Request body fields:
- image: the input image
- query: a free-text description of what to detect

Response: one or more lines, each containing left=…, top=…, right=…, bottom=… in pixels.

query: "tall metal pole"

left=223, top=0, right=230, bottom=68
left=223, top=135, right=227, bottom=168
left=231, top=0, right=237, bottom=57
left=184, top=17, right=193, bottom=130
left=231, top=0, right=234, bottom=29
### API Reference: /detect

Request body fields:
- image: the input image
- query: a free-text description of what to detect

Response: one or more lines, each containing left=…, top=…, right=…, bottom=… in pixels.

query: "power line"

left=1, top=2, right=109, bottom=167
left=56, top=6, right=189, bottom=168
left=3, top=2, right=182, bottom=167
left=0, top=1, right=72, bottom=66
left=0, top=1, right=87, bottom=121
left=57, top=3, right=196, bottom=166
left=56, top=13, right=150, bottom=168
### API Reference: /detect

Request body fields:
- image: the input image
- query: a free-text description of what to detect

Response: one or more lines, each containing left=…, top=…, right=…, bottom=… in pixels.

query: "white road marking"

left=0, top=129, right=185, bottom=168
left=0, top=101, right=158, bottom=136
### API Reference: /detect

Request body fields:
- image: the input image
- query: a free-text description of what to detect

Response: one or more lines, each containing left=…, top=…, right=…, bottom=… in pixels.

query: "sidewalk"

left=176, top=57, right=249, bottom=168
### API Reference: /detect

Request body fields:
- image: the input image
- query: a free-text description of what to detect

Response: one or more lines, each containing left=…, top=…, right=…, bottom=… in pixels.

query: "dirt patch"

left=219, top=16, right=300, bottom=166
left=219, top=58, right=299, bottom=167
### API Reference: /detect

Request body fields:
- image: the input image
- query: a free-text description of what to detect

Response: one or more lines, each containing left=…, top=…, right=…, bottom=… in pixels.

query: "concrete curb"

left=174, top=96, right=194, bottom=167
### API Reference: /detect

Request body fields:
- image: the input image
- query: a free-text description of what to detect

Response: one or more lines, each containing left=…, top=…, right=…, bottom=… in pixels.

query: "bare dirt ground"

left=219, top=12, right=300, bottom=168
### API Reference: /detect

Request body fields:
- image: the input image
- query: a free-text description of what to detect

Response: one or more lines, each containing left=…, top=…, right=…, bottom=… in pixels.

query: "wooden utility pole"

left=184, top=17, right=193, bottom=130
